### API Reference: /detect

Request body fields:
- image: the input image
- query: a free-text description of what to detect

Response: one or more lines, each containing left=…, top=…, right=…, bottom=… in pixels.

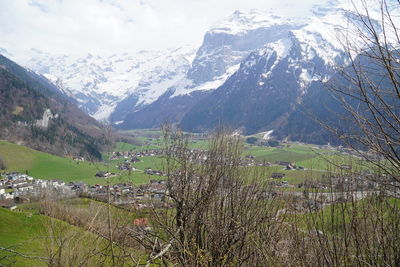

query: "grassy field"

left=0, top=141, right=165, bottom=186
left=0, top=200, right=139, bottom=266
left=244, top=144, right=322, bottom=163
left=0, top=208, right=47, bottom=266
left=243, top=144, right=362, bottom=172
left=115, top=141, right=160, bottom=151
left=0, top=140, right=117, bottom=184
left=1, top=137, right=365, bottom=188
left=116, top=131, right=359, bottom=174
left=115, top=142, right=141, bottom=151
left=0, top=207, right=106, bottom=266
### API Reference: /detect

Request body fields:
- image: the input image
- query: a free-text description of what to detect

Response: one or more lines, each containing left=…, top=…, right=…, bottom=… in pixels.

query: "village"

left=0, top=171, right=168, bottom=211
left=0, top=147, right=392, bottom=213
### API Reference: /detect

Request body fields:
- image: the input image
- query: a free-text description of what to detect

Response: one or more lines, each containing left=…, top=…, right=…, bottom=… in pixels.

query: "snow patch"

left=299, top=68, right=320, bottom=92
left=172, top=64, right=240, bottom=97
left=92, top=104, right=117, bottom=121
left=36, top=109, right=58, bottom=128
left=268, top=38, right=292, bottom=59
left=262, top=130, right=274, bottom=140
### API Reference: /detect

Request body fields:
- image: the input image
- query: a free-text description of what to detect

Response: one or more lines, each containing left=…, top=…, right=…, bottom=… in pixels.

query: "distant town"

left=1, top=145, right=396, bottom=213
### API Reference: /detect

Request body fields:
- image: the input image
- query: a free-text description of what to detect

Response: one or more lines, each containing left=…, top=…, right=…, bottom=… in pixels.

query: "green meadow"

left=0, top=140, right=165, bottom=185
left=0, top=208, right=47, bottom=266
left=0, top=207, right=105, bottom=267
left=0, top=137, right=365, bottom=187
left=115, top=141, right=141, bottom=151
left=244, top=143, right=360, bottom=171
left=115, top=141, right=160, bottom=151
left=0, top=202, right=131, bottom=266
left=0, top=140, right=115, bottom=184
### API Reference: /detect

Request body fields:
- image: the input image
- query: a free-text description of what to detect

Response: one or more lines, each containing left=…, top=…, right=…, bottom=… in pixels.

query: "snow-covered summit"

left=209, top=9, right=302, bottom=35
left=169, top=10, right=304, bottom=98
left=172, top=3, right=353, bottom=98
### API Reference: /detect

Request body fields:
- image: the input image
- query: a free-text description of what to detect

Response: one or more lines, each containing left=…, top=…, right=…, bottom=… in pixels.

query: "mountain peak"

left=209, top=9, right=299, bottom=36
left=0, top=47, right=12, bottom=58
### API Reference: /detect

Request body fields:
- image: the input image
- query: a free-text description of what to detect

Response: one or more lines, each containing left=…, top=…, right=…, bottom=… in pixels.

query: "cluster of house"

left=110, top=150, right=161, bottom=160
left=0, top=172, right=75, bottom=210
left=117, top=161, right=136, bottom=171
left=240, top=157, right=306, bottom=170
left=241, top=155, right=271, bottom=167
left=111, top=149, right=164, bottom=172
left=330, top=172, right=398, bottom=192
left=144, top=168, right=166, bottom=177
left=275, top=161, right=305, bottom=170
left=0, top=171, right=170, bottom=210
left=269, top=173, right=330, bottom=190
left=297, top=182, right=329, bottom=190
left=82, top=180, right=168, bottom=209
left=269, top=180, right=290, bottom=188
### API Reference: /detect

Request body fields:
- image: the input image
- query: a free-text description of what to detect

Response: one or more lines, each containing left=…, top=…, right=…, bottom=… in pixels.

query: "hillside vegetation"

left=0, top=55, right=105, bottom=159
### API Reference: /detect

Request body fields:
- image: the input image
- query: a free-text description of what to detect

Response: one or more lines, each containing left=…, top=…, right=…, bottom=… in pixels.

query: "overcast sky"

left=0, top=0, right=329, bottom=57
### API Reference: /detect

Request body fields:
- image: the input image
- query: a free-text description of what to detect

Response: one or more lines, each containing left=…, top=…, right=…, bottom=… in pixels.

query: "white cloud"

left=0, top=0, right=328, bottom=58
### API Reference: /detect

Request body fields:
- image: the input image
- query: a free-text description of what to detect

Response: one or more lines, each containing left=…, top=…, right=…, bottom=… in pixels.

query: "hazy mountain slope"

left=274, top=50, right=400, bottom=145
left=0, top=55, right=105, bottom=159
left=21, top=47, right=194, bottom=121
left=116, top=89, right=208, bottom=129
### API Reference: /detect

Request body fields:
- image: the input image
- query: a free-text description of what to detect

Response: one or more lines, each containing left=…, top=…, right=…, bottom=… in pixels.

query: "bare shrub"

left=131, top=126, right=286, bottom=266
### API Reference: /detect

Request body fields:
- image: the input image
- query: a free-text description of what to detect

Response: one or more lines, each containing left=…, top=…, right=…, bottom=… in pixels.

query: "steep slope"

left=0, top=55, right=105, bottom=159
left=116, top=89, right=208, bottom=129
left=274, top=49, right=400, bottom=145
left=180, top=32, right=338, bottom=134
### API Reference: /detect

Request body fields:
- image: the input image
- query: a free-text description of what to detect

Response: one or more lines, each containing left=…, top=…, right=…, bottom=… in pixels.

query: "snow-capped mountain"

left=117, top=2, right=358, bottom=131
left=116, top=10, right=306, bottom=129
left=179, top=3, right=363, bottom=135
left=20, top=47, right=194, bottom=121
left=180, top=1, right=387, bottom=139
left=14, top=0, right=393, bottom=144
left=175, top=10, right=301, bottom=95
